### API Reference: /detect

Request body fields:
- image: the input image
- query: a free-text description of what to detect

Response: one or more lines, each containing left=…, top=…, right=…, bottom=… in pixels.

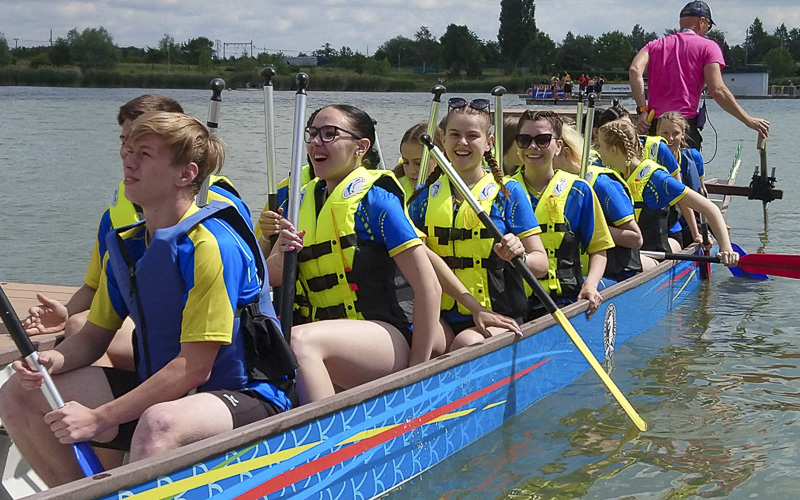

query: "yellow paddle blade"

left=552, top=309, right=647, bottom=431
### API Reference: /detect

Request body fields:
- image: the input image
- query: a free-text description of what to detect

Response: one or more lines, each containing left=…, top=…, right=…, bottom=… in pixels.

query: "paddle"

left=372, top=119, right=387, bottom=170
left=729, top=242, right=768, bottom=280
left=419, top=133, right=647, bottom=432
left=575, top=91, right=584, bottom=135
left=277, top=73, right=309, bottom=342
left=261, top=67, right=278, bottom=212
left=578, top=92, right=596, bottom=179
left=0, top=284, right=104, bottom=477
left=417, top=84, right=446, bottom=188
left=640, top=250, right=797, bottom=279
left=196, top=77, right=225, bottom=207
left=491, top=86, right=506, bottom=170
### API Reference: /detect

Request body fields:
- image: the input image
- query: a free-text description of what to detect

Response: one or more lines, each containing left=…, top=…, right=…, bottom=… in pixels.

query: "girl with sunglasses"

left=408, top=98, right=548, bottom=350
left=511, top=110, right=614, bottom=319
left=553, top=124, right=645, bottom=283
left=597, top=119, right=739, bottom=270
left=267, top=104, right=447, bottom=404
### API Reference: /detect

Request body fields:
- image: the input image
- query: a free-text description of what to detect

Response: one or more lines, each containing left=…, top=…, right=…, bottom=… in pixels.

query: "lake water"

left=0, top=86, right=798, bottom=499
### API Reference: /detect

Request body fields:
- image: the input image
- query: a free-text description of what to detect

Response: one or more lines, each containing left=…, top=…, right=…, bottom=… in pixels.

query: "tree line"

left=1, top=0, right=799, bottom=81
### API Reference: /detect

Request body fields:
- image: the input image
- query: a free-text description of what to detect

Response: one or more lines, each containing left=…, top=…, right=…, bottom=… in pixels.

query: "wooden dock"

left=0, top=282, right=76, bottom=365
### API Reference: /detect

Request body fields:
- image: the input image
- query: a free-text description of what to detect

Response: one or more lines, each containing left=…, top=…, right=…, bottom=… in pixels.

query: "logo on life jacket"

left=298, top=188, right=306, bottom=208
left=342, top=177, right=366, bottom=199
left=585, top=171, right=594, bottom=184
left=111, top=186, right=120, bottom=207
left=649, top=142, right=659, bottom=159
left=552, top=177, right=568, bottom=197
left=479, top=183, right=497, bottom=201
left=636, top=164, right=651, bottom=181
left=430, top=180, right=442, bottom=198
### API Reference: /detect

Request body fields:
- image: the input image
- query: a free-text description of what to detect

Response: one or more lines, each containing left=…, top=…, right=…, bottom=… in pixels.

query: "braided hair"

left=598, top=119, right=642, bottom=169
left=408, top=105, right=509, bottom=203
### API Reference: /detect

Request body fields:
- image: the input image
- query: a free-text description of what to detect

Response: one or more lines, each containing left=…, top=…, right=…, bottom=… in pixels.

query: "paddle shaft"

left=420, top=134, right=647, bottom=432
left=262, top=67, right=278, bottom=211
left=417, top=85, right=446, bottom=188
left=278, top=73, right=309, bottom=341
left=196, top=78, right=225, bottom=207
left=575, top=91, right=584, bottom=135
left=492, top=86, right=506, bottom=170
left=372, top=119, right=387, bottom=170
left=642, top=250, right=800, bottom=279
left=578, top=93, right=596, bottom=179
left=0, top=284, right=104, bottom=476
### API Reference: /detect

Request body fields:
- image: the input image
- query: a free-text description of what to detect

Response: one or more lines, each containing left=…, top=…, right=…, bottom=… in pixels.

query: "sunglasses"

left=448, top=97, right=491, bottom=112
left=304, top=125, right=362, bottom=144
left=515, top=133, right=555, bottom=149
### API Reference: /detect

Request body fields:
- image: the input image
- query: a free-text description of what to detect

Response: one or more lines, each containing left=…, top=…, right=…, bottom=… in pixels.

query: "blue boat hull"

left=78, top=259, right=702, bottom=500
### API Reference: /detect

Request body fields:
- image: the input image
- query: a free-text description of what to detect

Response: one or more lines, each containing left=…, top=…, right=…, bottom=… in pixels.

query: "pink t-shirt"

left=643, top=31, right=725, bottom=119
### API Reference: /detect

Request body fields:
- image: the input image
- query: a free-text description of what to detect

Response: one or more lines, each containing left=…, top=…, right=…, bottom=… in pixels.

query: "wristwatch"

left=637, top=106, right=649, bottom=114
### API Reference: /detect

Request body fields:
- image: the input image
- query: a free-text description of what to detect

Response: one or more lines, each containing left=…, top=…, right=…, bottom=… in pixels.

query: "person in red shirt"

left=629, top=1, right=769, bottom=149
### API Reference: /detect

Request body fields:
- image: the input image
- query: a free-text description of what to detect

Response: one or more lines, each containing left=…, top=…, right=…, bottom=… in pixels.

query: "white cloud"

left=2, top=0, right=799, bottom=52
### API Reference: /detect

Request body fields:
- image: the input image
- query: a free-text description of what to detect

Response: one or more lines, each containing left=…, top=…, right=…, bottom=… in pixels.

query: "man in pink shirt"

left=629, top=1, right=770, bottom=148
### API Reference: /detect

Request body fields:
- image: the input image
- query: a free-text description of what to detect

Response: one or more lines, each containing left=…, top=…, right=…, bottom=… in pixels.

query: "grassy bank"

left=0, top=63, right=545, bottom=94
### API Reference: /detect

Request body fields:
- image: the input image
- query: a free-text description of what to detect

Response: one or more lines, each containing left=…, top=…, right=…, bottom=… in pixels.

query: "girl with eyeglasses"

left=408, top=98, right=548, bottom=350
left=266, top=104, right=447, bottom=404
left=511, top=110, right=614, bottom=319
left=553, top=124, right=644, bottom=283
left=597, top=119, right=739, bottom=270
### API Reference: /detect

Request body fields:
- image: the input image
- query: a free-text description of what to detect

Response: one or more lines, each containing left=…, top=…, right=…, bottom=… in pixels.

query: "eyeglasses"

left=304, top=125, right=362, bottom=144
left=515, top=133, right=555, bottom=149
left=448, top=97, right=491, bottom=112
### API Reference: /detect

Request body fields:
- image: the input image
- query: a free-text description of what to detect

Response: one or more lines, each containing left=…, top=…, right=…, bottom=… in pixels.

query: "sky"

left=2, top=0, right=800, bottom=57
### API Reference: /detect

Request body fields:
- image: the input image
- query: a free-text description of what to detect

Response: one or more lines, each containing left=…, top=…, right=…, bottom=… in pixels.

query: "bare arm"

left=394, top=245, right=444, bottom=366
left=608, top=219, right=643, bottom=249
left=678, top=190, right=738, bottom=266
left=423, top=246, right=520, bottom=335
left=629, top=50, right=651, bottom=134
left=704, top=63, right=770, bottom=137
left=579, top=250, right=607, bottom=319
left=47, top=341, right=221, bottom=443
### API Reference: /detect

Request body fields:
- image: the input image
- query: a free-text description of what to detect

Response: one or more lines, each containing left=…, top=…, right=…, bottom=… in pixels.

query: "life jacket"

left=296, top=167, right=414, bottom=329
left=399, top=175, right=415, bottom=202
left=105, top=201, right=291, bottom=410
left=626, top=159, right=671, bottom=253
left=584, top=165, right=643, bottom=280
left=679, top=149, right=703, bottom=193
left=108, top=181, right=142, bottom=229
left=425, top=174, right=527, bottom=317
left=514, top=169, right=583, bottom=299
left=108, top=175, right=240, bottom=229
left=641, top=136, right=667, bottom=165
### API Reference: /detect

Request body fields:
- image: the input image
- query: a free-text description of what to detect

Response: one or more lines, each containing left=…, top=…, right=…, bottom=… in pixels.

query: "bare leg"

left=0, top=366, right=116, bottom=486
left=129, top=393, right=232, bottom=461
left=640, top=254, right=660, bottom=271
left=450, top=326, right=510, bottom=351
left=668, top=237, right=682, bottom=253
left=292, top=320, right=411, bottom=404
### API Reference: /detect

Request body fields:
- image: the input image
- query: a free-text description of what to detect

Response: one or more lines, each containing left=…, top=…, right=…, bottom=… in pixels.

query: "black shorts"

left=93, top=368, right=283, bottom=451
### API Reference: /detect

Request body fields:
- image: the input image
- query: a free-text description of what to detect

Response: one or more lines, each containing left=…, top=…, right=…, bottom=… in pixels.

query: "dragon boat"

left=0, top=148, right=745, bottom=500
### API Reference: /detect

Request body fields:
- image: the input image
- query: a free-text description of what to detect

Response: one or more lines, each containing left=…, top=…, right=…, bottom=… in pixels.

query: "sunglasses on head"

left=304, top=125, right=362, bottom=144
left=515, top=133, right=555, bottom=149
left=448, top=97, right=491, bottom=112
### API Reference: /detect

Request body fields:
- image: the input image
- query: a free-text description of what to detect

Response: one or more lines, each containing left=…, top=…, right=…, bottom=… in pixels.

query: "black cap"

left=680, top=1, right=715, bottom=26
